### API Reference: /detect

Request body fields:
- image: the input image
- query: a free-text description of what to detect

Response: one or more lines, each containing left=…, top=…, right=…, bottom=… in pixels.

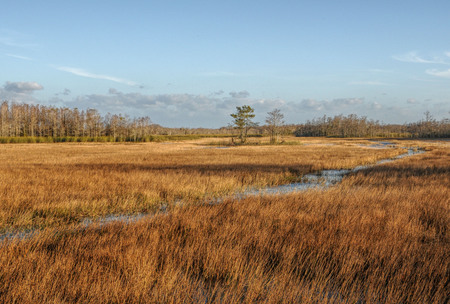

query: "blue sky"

left=1, top=0, right=449, bottom=127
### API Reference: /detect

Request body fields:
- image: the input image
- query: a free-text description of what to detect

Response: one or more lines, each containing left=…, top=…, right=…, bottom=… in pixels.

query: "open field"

left=0, top=137, right=412, bottom=231
left=0, top=138, right=448, bottom=303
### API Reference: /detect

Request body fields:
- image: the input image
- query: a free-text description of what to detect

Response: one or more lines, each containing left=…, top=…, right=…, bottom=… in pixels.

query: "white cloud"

left=1, top=86, right=441, bottom=126
left=426, top=68, right=450, bottom=78
left=0, top=83, right=43, bottom=104
left=56, top=66, right=139, bottom=86
left=3, top=81, right=43, bottom=93
left=300, top=99, right=324, bottom=111
left=299, top=98, right=364, bottom=111
left=392, top=51, right=448, bottom=64
left=6, top=53, right=32, bottom=60
left=60, top=89, right=292, bottom=127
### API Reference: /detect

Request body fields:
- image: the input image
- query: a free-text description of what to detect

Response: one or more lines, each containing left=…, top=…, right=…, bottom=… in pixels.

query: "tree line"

left=0, top=101, right=158, bottom=141
left=0, top=101, right=448, bottom=141
left=229, top=106, right=450, bottom=140
left=293, top=113, right=450, bottom=138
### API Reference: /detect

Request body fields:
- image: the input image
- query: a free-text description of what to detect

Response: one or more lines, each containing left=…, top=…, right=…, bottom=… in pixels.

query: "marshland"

left=0, top=137, right=448, bottom=303
left=3, top=1, right=450, bottom=303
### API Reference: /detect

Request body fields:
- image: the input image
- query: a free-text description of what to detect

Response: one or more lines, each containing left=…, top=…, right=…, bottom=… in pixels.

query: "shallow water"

left=245, top=147, right=423, bottom=196
left=0, top=146, right=424, bottom=241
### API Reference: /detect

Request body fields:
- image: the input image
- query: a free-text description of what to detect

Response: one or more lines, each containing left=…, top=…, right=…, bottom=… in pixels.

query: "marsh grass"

left=0, top=144, right=448, bottom=303
left=202, top=136, right=304, bottom=146
left=0, top=138, right=408, bottom=231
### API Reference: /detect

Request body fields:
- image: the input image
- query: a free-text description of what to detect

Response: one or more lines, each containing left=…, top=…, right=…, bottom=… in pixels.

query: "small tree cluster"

left=230, top=106, right=286, bottom=144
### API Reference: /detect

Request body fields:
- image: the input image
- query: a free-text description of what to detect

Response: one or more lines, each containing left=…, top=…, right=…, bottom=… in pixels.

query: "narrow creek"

left=0, top=144, right=424, bottom=242
left=246, top=146, right=423, bottom=195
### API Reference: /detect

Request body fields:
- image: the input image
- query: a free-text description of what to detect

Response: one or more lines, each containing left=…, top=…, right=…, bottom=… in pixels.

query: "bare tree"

left=265, top=108, right=284, bottom=144
left=1, top=101, right=9, bottom=137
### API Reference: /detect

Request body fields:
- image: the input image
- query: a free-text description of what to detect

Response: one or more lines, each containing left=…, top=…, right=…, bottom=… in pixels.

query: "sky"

left=1, top=0, right=449, bottom=128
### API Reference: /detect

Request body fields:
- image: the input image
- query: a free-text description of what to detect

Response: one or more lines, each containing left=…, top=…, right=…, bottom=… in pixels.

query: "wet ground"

left=246, top=147, right=423, bottom=195
left=0, top=144, right=424, bottom=241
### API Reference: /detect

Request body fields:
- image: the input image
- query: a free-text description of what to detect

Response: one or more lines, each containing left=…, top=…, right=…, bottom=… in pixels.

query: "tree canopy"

left=230, top=105, right=258, bottom=143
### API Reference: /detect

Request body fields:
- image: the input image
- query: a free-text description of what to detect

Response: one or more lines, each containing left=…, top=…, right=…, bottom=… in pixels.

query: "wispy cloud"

left=6, top=53, right=32, bottom=60
left=392, top=51, right=449, bottom=64
left=229, top=91, right=250, bottom=98
left=0, top=37, right=36, bottom=48
left=394, top=51, right=450, bottom=79
left=426, top=69, right=450, bottom=78
left=55, top=88, right=71, bottom=97
left=56, top=66, right=138, bottom=86
left=0, top=29, right=38, bottom=49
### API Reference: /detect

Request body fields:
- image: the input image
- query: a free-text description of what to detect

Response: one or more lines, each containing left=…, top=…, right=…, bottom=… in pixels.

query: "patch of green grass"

left=0, top=134, right=237, bottom=144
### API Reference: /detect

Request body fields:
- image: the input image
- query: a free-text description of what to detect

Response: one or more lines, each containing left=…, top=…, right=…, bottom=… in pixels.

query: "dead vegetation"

left=0, top=138, right=406, bottom=231
left=0, top=139, right=448, bottom=303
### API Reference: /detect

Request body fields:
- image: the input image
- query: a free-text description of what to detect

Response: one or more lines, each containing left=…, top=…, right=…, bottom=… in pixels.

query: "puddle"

left=0, top=230, right=39, bottom=242
left=81, top=213, right=150, bottom=227
left=0, top=145, right=424, bottom=242
left=358, top=141, right=397, bottom=149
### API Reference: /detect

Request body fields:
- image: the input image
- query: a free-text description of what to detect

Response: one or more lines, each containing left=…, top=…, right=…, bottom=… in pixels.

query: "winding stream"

left=246, top=146, right=423, bottom=195
left=0, top=144, right=424, bottom=242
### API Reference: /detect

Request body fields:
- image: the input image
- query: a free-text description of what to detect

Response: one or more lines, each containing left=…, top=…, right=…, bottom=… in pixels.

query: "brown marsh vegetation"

left=0, top=138, right=406, bottom=231
left=0, top=138, right=448, bottom=303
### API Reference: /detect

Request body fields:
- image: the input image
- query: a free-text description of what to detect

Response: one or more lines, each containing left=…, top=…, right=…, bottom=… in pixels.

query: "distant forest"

left=0, top=101, right=448, bottom=142
left=294, top=113, right=449, bottom=138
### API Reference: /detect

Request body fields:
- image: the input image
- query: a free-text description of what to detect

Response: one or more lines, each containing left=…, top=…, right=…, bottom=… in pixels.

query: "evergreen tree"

left=230, top=105, right=258, bottom=143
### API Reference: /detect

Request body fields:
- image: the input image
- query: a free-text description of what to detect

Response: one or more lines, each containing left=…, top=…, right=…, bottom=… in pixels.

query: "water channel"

left=0, top=144, right=424, bottom=242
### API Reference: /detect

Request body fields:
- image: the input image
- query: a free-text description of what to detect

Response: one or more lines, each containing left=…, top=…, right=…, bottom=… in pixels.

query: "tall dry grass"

left=0, top=141, right=447, bottom=303
left=0, top=138, right=406, bottom=231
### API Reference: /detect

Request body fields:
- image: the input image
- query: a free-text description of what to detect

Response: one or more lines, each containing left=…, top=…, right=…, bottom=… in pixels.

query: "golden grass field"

left=0, top=137, right=409, bottom=231
left=0, top=137, right=448, bottom=303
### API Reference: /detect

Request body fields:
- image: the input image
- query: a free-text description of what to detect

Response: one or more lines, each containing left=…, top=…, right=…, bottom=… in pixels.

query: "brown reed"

left=0, top=138, right=407, bottom=231
left=0, top=139, right=447, bottom=303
